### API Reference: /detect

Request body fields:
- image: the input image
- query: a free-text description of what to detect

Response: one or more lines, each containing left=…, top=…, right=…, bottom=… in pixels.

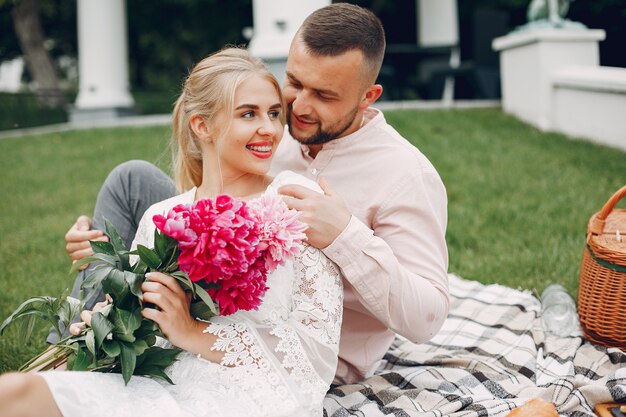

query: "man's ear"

left=189, top=115, right=212, bottom=142
left=359, top=84, right=383, bottom=109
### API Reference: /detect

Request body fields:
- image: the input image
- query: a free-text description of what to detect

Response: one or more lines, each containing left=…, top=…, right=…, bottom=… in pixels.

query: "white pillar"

left=416, top=0, right=460, bottom=104
left=71, top=0, right=134, bottom=122
left=248, top=0, right=330, bottom=85
left=493, top=28, right=605, bottom=130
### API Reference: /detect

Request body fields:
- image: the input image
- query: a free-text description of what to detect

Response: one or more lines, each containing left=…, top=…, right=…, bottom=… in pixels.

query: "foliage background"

left=1, top=0, right=624, bottom=95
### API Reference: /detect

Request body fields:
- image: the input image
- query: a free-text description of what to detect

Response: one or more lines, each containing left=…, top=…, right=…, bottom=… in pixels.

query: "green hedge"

left=0, top=90, right=176, bottom=132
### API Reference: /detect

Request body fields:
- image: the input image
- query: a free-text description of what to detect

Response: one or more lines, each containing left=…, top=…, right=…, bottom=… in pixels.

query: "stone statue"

left=527, top=0, right=571, bottom=25
left=522, top=0, right=585, bottom=30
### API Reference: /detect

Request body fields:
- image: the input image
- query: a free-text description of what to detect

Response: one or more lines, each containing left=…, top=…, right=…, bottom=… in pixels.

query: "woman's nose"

left=258, top=117, right=277, bottom=136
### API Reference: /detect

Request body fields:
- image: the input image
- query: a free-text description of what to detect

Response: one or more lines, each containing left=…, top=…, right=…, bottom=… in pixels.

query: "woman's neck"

left=195, top=173, right=272, bottom=201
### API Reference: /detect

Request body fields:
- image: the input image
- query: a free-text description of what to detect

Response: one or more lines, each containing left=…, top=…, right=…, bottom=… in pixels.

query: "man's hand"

left=279, top=177, right=351, bottom=249
left=68, top=296, right=112, bottom=336
left=65, top=215, right=109, bottom=270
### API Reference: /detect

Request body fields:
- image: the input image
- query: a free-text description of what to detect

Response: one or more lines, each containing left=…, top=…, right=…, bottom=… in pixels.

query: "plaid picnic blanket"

left=324, top=274, right=626, bottom=417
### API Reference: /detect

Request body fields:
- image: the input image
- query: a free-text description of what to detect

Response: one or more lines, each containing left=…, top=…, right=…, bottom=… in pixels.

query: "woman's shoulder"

left=269, top=171, right=323, bottom=194
left=144, top=188, right=196, bottom=218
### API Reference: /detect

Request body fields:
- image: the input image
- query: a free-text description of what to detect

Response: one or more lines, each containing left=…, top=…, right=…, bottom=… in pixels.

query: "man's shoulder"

left=364, top=114, right=440, bottom=177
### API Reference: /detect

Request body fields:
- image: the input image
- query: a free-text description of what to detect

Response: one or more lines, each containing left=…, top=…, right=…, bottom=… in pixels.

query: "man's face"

left=283, top=38, right=367, bottom=148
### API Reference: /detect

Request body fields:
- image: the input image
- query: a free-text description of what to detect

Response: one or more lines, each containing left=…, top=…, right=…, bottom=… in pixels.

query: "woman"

left=0, top=47, right=343, bottom=417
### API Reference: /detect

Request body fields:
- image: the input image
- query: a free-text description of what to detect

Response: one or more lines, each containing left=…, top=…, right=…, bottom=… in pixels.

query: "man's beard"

left=287, top=104, right=359, bottom=145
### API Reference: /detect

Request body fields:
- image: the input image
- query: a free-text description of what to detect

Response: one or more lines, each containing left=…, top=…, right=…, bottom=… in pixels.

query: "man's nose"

left=290, top=90, right=312, bottom=116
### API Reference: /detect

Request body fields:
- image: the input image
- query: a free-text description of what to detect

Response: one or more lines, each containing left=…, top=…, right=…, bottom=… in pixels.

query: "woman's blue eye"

left=269, top=111, right=280, bottom=119
left=242, top=111, right=254, bottom=119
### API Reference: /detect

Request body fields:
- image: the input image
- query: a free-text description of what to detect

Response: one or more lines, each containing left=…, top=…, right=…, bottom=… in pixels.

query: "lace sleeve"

left=203, top=244, right=343, bottom=415
left=129, top=209, right=155, bottom=265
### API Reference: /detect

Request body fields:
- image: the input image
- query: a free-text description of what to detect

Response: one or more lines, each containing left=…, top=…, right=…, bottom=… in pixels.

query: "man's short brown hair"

left=298, top=3, right=386, bottom=84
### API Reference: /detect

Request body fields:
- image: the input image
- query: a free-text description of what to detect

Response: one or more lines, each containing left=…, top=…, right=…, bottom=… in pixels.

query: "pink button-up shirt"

left=270, top=108, right=449, bottom=384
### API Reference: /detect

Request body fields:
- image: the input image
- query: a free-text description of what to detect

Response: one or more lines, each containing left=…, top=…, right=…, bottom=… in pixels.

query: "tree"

left=10, top=0, right=65, bottom=107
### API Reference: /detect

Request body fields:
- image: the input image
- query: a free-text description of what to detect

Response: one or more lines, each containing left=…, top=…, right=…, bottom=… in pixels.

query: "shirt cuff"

left=322, top=215, right=373, bottom=270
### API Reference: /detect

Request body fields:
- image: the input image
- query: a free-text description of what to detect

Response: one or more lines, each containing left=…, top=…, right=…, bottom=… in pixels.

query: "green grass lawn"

left=1, top=108, right=624, bottom=371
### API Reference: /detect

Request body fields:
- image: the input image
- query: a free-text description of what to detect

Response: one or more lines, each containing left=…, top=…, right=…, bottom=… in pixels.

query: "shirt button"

left=310, top=168, right=318, bottom=175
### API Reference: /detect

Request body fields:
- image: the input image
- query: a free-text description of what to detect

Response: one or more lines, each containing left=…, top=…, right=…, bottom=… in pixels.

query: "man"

left=62, top=3, right=449, bottom=385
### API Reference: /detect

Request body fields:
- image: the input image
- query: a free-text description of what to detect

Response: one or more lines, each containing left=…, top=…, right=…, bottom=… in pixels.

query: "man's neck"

left=308, top=144, right=322, bottom=159
left=306, top=113, right=368, bottom=159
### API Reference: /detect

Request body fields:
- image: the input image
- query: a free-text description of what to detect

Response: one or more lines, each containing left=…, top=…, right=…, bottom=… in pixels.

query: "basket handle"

left=588, top=184, right=626, bottom=236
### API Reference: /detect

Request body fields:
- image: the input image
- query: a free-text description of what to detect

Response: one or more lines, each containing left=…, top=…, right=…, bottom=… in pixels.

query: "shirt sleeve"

left=322, top=169, right=449, bottom=344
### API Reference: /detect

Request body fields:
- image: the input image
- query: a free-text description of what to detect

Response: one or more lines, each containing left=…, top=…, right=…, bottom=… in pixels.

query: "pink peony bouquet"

left=153, top=193, right=307, bottom=316
left=0, top=193, right=306, bottom=385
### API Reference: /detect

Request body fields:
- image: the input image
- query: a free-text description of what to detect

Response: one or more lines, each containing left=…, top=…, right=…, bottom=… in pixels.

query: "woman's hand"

left=140, top=272, right=205, bottom=351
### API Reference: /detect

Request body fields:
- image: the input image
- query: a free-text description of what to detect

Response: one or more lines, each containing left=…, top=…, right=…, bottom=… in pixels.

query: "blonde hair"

left=171, top=47, right=284, bottom=192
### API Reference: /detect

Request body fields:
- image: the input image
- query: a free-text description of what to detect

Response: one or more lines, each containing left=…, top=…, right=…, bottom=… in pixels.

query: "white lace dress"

left=40, top=171, right=343, bottom=417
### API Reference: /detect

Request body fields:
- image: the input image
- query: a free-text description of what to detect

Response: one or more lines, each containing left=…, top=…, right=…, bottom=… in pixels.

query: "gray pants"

left=47, top=160, right=177, bottom=343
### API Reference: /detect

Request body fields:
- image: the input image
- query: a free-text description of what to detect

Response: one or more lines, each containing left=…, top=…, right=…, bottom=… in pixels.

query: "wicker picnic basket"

left=577, top=185, right=626, bottom=351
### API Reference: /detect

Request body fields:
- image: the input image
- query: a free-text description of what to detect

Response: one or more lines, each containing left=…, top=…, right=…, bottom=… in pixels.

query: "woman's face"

left=217, top=74, right=284, bottom=178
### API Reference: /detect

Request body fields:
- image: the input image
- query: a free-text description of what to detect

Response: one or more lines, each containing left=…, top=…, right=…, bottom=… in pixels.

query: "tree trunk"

left=12, top=0, right=66, bottom=108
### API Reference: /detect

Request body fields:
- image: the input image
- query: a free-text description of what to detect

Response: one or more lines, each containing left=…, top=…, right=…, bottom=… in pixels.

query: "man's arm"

left=280, top=171, right=449, bottom=343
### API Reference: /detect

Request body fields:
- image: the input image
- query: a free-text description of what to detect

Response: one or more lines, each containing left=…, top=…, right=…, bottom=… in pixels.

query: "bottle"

left=540, top=284, right=579, bottom=338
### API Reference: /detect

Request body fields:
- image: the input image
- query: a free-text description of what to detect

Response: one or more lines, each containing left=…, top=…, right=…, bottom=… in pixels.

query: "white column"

left=493, top=28, right=605, bottom=130
left=416, top=0, right=460, bottom=104
left=72, top=0, right=134, bottom=121
left=248, top=0, right=330, bottom=84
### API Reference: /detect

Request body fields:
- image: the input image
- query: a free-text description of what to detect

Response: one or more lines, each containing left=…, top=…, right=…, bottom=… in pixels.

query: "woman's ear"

left=189, top=115, right=212, bottom=143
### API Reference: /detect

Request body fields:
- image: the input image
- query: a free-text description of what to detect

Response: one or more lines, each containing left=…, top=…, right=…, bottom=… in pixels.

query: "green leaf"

left=70, top=253, right=119, bottom=274
left=57, top=296, right=82, bottom=328
left=15, top=314, right=38, bottom=342
left=154, top=231, right=178, bottom=262
left=91, top=312, right=115, bottom=350
left=104, top=219, right=126, bottom=253
left=144, top=334, right=157, bottom=346
left=90, top=240, right=115, bottom=255
left=136, top=244, right=162, bottom=270
left=191, top=286, right=218, bottom=316
left=189, top=301, right=215, bottom=321
left=101, top=269, right=129, bottom=302
left=102, top=340, right=121, bottom=357
left=119, top=342, right=137, bottom=385
left=132, top=338, right=149, bottom=356
left=72, top=346, right=91, bottom=371
left=104, top=220, right=131, bottom=270
left=124, top=271, right=144, bottom=299
left=133, top=319, right=159, bottom=340
left=85, top=330, right=96, bottom=359
left=111, top=307, right=141, bottom=342
left=134, top=366, right=175, bottom=384
left=132, top=259, right=148, bottom=275
left=136, top=346, right=181, bottom=369
left=65, top=351, right=77, bottom=370
left=81, top=264, right=114, bottom=289
left=0, top=296, right=58, bottom=336
left=169, top=270, right=193, bottom=291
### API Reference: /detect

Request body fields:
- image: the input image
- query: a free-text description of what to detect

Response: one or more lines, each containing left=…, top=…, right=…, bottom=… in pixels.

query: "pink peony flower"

left=248, top=194, right=308, bottom=272
left=153, top=205, right=197, bottom=247
left=153, top=193, right=306, bottom=316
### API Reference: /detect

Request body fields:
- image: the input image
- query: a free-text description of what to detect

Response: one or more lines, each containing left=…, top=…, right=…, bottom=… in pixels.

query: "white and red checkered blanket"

left=324, top=274, right=626, bottom=416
